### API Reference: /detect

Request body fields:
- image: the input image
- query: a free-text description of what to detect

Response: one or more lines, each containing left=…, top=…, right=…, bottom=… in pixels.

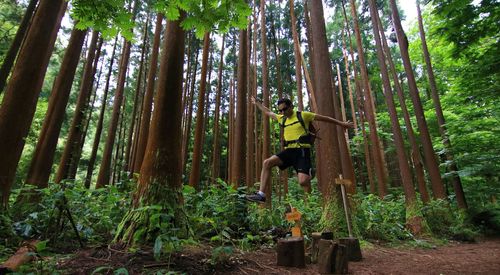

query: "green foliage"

left=421, top=199, right=479, bottom=241
left=355, top=194, right=414, bottom=242
left=9, top=179, right=131, bottom=245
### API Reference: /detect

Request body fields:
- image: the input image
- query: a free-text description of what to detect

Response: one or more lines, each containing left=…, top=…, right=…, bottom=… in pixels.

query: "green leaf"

left=153, top=236, right=163, bottom=259
left=35, top=240, right=49, bottom=252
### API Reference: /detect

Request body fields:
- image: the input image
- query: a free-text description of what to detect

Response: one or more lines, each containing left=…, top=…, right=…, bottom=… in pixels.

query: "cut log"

left=317, top=239, right=335, bottom=274
left=317, top=240, right=349, bottom=274
left=321, top=231, right=334, bottom=240
left=333, top=243, right=348, bottom=274
left=339, top=237, right=362, bottom=261
left=276, top=237, right=305, bottom=268
left=311, top=232, right=322, bottom=263
left=0, top=240, right=39, bottom=272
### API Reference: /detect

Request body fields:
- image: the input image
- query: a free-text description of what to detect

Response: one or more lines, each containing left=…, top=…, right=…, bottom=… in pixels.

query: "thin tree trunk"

left=230, top=29, right=248, bottom=188
left=349, top=0, right=387, bottom=197
left=0, top=0, right=39, bottom=93
left=341, top=0, right=373, bottom=192
left=55, top=30, right=100, bottom=183
left=84, top=37, right=119, bottom=188
left=376, top=10, right=429, bottom=203
left=181, top=44, right=199, bottom=175
left=125, top=16, right=150, bottom=172
left=246, top=22, right=255, bottom=188
left=260, top=0, right=273, bottom=204
left=290, top=0, right=303, bottom=111
left=368, top=0, right=418, bottom=215
left=211, top=34, right=225, bottom=184
left=25, top=26, right=87, bottom=188
left=389, top=0, right=447, bottom=200
left=133, top=14, right=163, bottom=174
left=416, top=0, right=466, bottom=208
left=68, top=37, right=104, bottom=179
left=95, top=37, right=133, bottom=188
left=189, top=32, right=211, bottom=189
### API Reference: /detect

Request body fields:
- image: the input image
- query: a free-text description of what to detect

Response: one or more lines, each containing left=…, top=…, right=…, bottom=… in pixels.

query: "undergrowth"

left=1, top=175, right=498, bottom=273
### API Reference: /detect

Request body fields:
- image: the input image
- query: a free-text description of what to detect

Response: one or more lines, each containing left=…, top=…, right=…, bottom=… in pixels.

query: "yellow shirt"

left=277, top=111, right=316, bottom=148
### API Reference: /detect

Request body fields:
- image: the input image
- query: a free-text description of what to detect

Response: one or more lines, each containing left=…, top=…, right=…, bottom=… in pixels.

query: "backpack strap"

left=296, top=111, right=309, bottom=134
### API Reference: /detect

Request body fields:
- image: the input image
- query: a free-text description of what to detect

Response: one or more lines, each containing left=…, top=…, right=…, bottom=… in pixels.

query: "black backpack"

left=280, top=111, right=319, bottom=146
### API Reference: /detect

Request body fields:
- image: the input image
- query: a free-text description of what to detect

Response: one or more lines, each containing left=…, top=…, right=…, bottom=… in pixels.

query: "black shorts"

left=276, top=148, right=311, bottom=175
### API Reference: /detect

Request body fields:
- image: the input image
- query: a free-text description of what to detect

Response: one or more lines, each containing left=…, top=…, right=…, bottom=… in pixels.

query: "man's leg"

left=259, top=155, right=283, bottom=193
left=298, top=172, right=312, bottom=193
left=246, top=155, right=283, bottom=203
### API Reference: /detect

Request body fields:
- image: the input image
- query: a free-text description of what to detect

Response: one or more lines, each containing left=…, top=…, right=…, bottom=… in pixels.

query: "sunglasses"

left=278, top=106, right=289, bottom=113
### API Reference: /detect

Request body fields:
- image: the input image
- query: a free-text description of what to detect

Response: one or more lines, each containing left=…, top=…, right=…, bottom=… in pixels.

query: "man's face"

left=278, top=103, right=293, bottom=117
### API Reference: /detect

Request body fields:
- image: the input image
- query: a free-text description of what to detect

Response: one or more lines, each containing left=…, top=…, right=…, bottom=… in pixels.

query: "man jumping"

left=246, top=97, right=353, bottom=203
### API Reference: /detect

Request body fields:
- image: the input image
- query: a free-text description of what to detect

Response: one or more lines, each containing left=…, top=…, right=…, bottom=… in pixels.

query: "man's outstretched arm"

left=314, top=113, right=354, bottom=128
left=251, top=96, right=278, bottom=120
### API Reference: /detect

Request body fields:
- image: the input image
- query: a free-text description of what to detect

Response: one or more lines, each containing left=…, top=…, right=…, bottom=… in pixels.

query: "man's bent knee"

left=263, top=156, right=281, bottom=169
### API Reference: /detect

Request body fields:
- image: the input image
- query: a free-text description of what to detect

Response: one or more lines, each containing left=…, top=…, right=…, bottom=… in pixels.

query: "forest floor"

left=55, top=237, right=500, bottom=274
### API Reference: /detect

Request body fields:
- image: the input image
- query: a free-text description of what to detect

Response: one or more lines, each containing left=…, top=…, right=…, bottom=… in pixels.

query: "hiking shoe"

left=245, top=193, right=266, bottom=203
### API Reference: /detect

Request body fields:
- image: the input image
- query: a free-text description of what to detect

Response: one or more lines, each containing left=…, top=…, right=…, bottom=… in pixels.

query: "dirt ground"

left=57, top=237, right=500, bottom=274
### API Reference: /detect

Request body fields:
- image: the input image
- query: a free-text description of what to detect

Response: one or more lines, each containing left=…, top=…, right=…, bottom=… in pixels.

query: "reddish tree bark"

left=375, top=10, right=430, bottom=203
left=0, top=0, right=66, bottom=208
left=84, top=37, right=119, bottom=188
left=0, top=0, right=39, bottom=93
left=189, top=32, right=211, bottom=189
left=211, top=34, right=225, bottom=184
left=25, top=26, right=87, bottom=188
left=230, top=29, right=248, bottom=187
left=368, top=0, right=417, bottom=207
left=389, top=0, right=447, bottom=200
left=125, top=16, right=150, bottom=172
left=133, top=14, right=163, bottom=174
left=95, top=37, right=133, bottom=188
left=55, top=30, right=100, bottom=183
left=349, top=0, right=388, bottom=197
left=416, top=0, right=466, bottom=207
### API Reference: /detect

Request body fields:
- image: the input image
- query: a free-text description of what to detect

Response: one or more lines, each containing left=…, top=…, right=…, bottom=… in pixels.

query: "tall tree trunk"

left=416, top=0, right=466, bottom=208
left=84, top=37, right=119, bottom=188
left=309, top=0, right=339, bottom=199
left=189, top=32, right=211, bottom=189
left=0, top=0, right=39, bottom=93
left=125, top=16, right=150, bottom=172
left=376, top=10, right=429, bottom=203
left=368, top=0, right=419, bottom=220
left=115, top=13, right=187, bottom=244
left=260, top=0, right=273, bottom=205
left=289, top=0, right=303, bottom=111
left=181, top=44, right=199, bottom=175
left=246, top=22, right=255, bottom=188
left=228, top=78, right=235, bottom=183
left=68, top=37, right=104, bottom=179
left=211, top=34, right=225, bottom=184
left=230, top=29, right=248, bottom=187
left=0, top=0, right=66, bottom=208
left=25, top=26, right=87, bottom=188
left=55, top=30, right=99, bottom=183
left=95, top=37, right=133, bottom=188
left=389, top=0, right=447, bottom=200
left=349, top=0, right=387, bottom=197
left=133, top=14, right=163, bottom=174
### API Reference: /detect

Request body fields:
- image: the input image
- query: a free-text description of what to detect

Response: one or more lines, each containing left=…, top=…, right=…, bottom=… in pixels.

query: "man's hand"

left=342, top=120, right=355, bottom=129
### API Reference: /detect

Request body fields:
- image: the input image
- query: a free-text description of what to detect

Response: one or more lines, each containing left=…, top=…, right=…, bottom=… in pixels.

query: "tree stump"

left=317, top=240, right=349, bottom=274
left=311, top=232, right=322, bottom=263
left=317, top=239, right=335, bottom=274
left=334, top=244, right=348, bottom=274
left=339, top=237, right=362, bottom=261
left=276, top=237, right=305, bottom=268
